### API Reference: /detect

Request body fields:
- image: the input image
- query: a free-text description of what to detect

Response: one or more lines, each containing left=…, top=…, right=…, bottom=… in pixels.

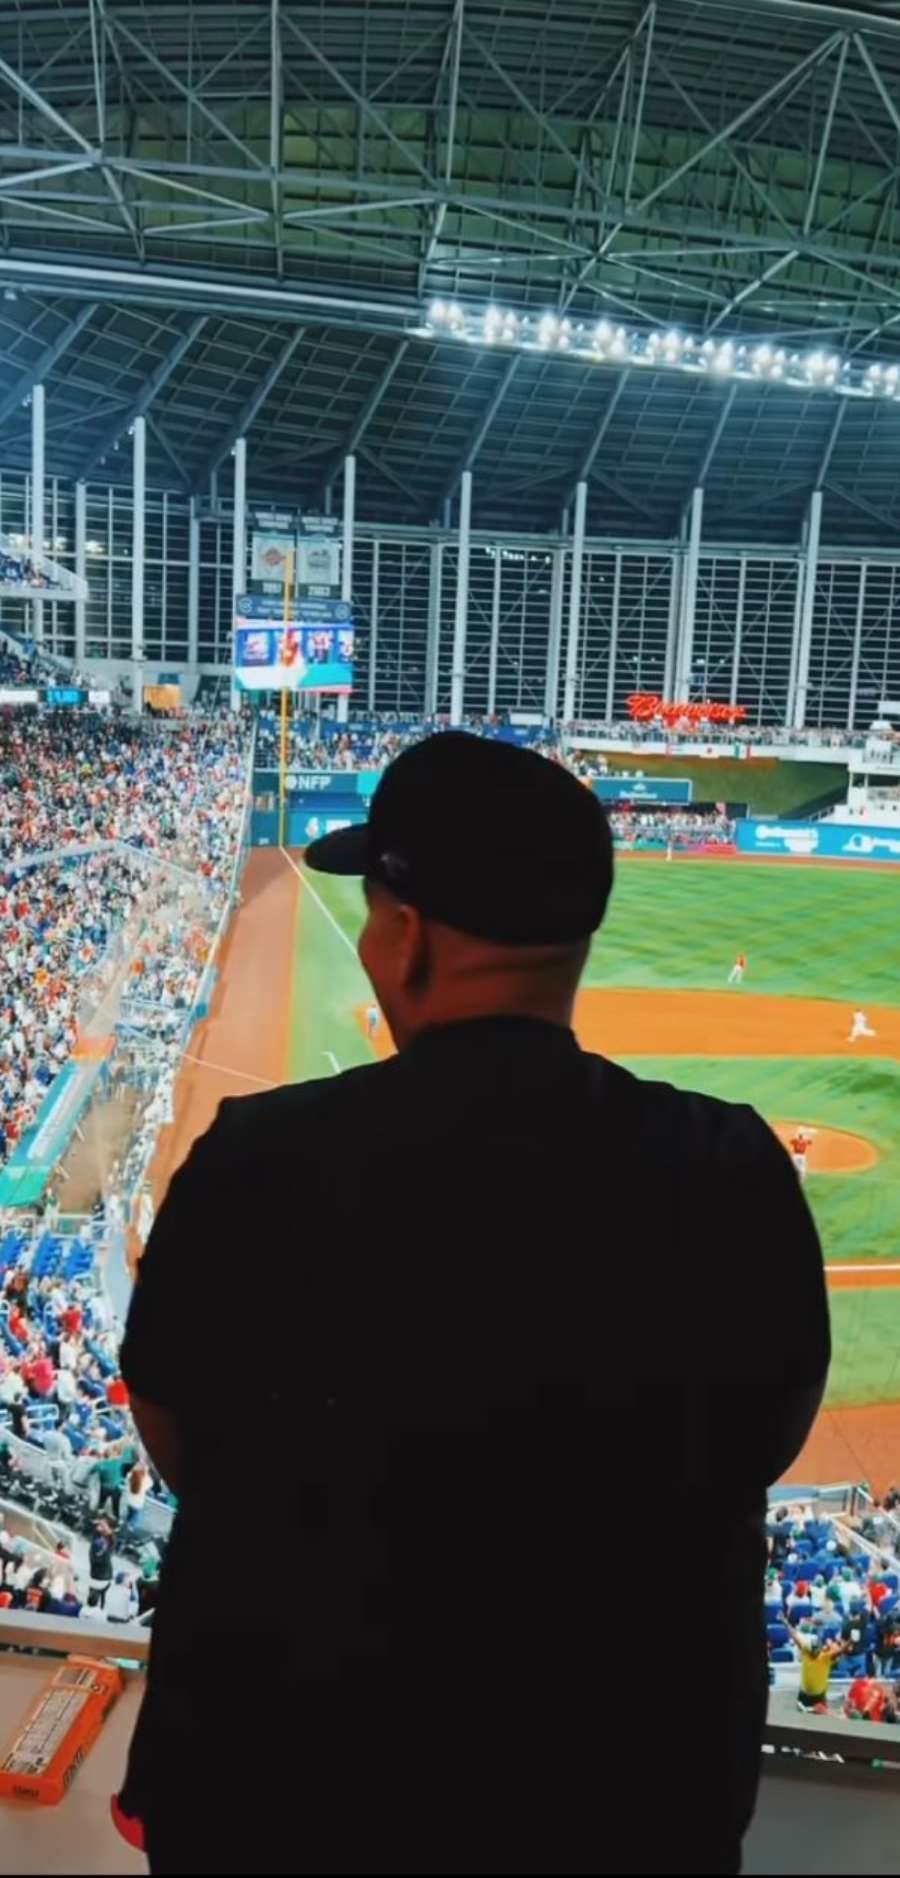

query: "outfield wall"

left=737, top=819, right=900, bottom=862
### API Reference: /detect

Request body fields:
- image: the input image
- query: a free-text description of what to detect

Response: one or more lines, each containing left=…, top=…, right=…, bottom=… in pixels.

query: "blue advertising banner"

left=237, top=593, right=353, bottom=624
left=256, top=768, right=379, bottom=800
left=737, top=819, right=900, bottom=862
left=593, top=776, right=693, bottom=805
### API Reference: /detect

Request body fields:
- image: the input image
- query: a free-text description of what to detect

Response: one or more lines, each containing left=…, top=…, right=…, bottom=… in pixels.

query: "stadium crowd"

left=0, top=709, right=248, bottom=1169
left=0, top=551, right=52, bottom=592
left=0, top=1216, right=166, bottom=1622
left=608, top=808, right=735, bottom=847
left=765, top=1502, right=900, bottom=1715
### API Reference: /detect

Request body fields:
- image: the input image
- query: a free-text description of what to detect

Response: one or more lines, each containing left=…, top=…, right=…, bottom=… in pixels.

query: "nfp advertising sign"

left=234, top=620, right=354, bottom=692
left=737, top=820, right=900, bottom=862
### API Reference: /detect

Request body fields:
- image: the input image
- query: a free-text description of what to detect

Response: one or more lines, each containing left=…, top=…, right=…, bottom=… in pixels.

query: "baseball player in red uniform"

left=788, top=1128, right=815, bottom=1182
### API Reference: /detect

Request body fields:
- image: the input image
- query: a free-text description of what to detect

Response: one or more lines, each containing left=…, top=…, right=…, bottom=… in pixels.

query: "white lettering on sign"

left=285, top=772, right=333, bottom=791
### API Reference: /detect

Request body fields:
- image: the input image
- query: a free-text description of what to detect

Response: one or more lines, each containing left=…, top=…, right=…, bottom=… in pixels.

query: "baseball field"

left=156, top=847, right=900, bottom=1490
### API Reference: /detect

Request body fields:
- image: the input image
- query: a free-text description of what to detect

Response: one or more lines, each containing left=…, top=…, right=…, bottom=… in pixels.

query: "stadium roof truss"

left=0, top=0, right=899, bottom=541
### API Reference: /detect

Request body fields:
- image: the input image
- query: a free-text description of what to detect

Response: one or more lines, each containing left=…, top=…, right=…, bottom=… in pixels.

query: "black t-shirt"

left=121, top=1016, right=829, bottom=1861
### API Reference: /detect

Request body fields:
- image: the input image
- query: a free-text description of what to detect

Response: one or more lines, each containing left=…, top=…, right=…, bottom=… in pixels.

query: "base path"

left=784, top=1404, right=900, bottom=1495
left=573, top=987, right=900, bottom=1057
left=146, top=849, right=299, bottom=1209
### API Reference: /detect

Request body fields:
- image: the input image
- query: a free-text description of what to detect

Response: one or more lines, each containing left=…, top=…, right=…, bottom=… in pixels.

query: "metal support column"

left=605, top=549, right=623, bottom=723
left=450, top=469, right=472, bottom=726
left=674, top=487, right=703, bottom=703
left=131, top=415, right=146, bottom=713
left=847, top=564, right=867, bottom=732
left=425, top=540, right=442, bottom=716
left=188, top=496, right=200, bottom=672
left=338, top=453, right=355, bottom=724
left=367, top=539, right=380, bottom=715
left=664, top=550, right=681, bottom=702
left=792, top=488, right=822, bottom=730
left=230, top=436, right=247, bottom=713
left=544, top=547, right=565, bottom=721
left=487, top=546, right=502, bottom=719
left=74, top=480, right=87, bottom=670
left=730, top=558, right=746, bottom=707
left=31, top=383, right=45, bottom=644
left=562, top=480, right=587, bottom=722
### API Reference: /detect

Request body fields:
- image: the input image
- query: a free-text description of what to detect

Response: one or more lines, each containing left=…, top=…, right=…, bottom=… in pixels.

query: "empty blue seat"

left=767, top=1624, right=789, bottom=1646
left=771, top=1648, right=794, bottom=1664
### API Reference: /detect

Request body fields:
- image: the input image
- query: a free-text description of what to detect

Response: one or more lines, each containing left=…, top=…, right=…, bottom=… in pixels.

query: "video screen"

left=234, top=621, right=354, bottom=692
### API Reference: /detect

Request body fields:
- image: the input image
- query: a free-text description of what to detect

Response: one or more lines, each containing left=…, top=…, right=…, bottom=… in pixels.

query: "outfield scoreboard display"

left=234, top=593, right=354, bottom=693
left=592, top=776, right=692, bottom=805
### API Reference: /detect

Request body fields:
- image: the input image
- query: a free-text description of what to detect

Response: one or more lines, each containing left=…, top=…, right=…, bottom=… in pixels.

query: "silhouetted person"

left=121, top=733, right=829, bottom=1875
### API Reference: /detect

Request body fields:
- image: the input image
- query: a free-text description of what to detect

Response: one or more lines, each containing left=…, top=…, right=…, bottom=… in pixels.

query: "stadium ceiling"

left=1, top=0, right=900, bottom=542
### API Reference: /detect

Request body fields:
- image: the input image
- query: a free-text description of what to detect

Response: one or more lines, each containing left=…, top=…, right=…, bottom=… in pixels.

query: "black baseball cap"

left=304, top=731, right=614, bottom=945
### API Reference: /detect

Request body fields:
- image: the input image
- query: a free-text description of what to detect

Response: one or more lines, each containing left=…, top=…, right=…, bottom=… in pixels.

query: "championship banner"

left=251, top=530, right=296, bottom=585
left=297, top=513, right=341, bottom=594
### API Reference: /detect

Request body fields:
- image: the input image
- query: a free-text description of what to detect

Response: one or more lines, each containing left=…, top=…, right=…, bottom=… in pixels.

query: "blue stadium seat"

left=790, top=1600, right=812, bottom=1620
left=771, top=1648, right=794, bottom=1664
left=767, top=1623, right=789, bottom=1646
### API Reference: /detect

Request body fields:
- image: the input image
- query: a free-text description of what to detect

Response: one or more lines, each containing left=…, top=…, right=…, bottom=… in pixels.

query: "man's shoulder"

left=585, top=1052, right=780, bottom=1167
left=205, top=1059, right=398, bottom=1154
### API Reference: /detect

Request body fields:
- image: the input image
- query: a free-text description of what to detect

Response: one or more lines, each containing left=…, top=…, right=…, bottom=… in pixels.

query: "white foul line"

left=324, top=1051, right=341, bottom=1075
left=280, top=846, right=361, bottom=965
left=829, top=1262, right=900, bottom=1275
left=183, top=1052, right=276, bottom=1088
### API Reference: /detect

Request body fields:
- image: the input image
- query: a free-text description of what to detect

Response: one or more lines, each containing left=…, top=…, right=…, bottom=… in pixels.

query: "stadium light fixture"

left=420, top=301, right=900, bottom=402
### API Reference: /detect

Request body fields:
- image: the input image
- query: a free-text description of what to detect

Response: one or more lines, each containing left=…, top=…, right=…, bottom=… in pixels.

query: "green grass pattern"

left=288, top=857, right=900, bottom=1407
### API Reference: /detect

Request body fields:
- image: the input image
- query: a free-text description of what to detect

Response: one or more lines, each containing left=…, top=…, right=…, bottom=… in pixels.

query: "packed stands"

left=0, top=712, right=249, bottom=1174
left=764, top=1502, right=900, bottom=1708
left=0, top=550, right=51, bottom=591
left=0, top=1217, right=168, bottom=1623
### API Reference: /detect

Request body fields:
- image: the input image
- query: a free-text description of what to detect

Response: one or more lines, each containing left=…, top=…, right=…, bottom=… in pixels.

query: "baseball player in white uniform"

left=848, top=1009, right=877, bottom=1042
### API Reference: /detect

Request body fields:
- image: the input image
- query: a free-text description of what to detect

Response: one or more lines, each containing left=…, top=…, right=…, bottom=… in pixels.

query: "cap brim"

left=304, top=823, right=370, bottom=875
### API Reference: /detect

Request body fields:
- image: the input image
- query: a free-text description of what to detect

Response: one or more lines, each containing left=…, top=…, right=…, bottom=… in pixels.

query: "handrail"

left=0, top=1606, right=149, bottom=1661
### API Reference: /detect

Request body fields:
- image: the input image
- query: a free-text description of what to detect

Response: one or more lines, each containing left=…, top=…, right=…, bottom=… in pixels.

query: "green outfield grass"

left=288, top=855, right=900, bottom=1407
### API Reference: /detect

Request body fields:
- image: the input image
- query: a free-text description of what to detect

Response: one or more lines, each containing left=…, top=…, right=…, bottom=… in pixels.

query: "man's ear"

left=396, top=902, right=430, bottom=992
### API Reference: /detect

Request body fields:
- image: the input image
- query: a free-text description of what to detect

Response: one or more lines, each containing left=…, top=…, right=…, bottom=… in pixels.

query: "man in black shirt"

left=121, top=732, right=829, bottom=1875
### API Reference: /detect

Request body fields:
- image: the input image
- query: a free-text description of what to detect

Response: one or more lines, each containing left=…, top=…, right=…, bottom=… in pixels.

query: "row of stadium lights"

left=424, top=301, right=900, bottom=399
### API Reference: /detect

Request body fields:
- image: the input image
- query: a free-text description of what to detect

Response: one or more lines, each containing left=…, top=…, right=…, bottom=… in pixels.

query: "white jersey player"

left=848, top=1009, right=877, bottom=1042
left=366, top=1003, right=380, bottom=1041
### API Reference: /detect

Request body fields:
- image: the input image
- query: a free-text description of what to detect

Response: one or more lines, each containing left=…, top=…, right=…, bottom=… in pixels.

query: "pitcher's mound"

left=773, top=1122, right=878, bottom=1174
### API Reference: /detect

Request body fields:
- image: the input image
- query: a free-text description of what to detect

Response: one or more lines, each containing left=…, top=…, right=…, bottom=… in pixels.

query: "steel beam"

left=193, top=327, right=302, bottom=488
left=132, top=414, right=146, bottom=711
left=81, top=315, right=206, bottom=479
left=562, top=480, right=587, bottom=722
left=695, top=384, right=738, bottom=489
left=230, top=437, right=247, bottom=712
left=563, top=372, right=628, bottom=510
left=792, top=489, right=823, bottom=730
left=0, top=301, right=96, bottom=427
left=74, top=478, right=86, bottom=669
left=323, top=342, right=407, bottom=495
left=450, top=468, right=472, bottom=725
left=803, top=37, right=849, bottom=236
left=31, top=383, right=45, bottom=644
left=438, top=353, right=521, bottom=510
